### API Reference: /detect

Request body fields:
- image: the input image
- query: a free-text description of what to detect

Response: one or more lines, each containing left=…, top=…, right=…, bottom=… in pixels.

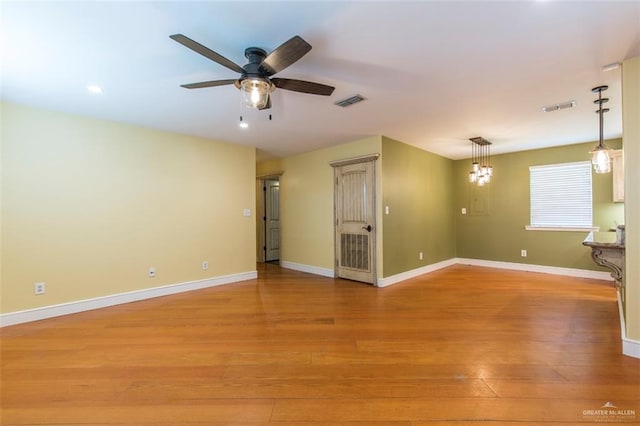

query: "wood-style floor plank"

left=1, top=264, right=639, bottom=425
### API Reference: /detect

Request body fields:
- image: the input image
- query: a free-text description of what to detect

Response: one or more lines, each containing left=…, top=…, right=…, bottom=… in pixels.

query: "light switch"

left=243, top=208, right=251, bottom=217
left=461, top=208, right=467, bottom=215
left=385, top=206, right=390, bottom=215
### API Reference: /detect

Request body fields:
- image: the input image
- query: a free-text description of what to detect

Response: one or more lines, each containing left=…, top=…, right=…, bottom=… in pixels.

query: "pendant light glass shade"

left=590, top=145, right=612, bottom=173
left=240, top=78, right=272, bottom=109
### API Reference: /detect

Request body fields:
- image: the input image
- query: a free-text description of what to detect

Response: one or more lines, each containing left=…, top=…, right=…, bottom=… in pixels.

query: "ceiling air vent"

left=542, top=100, right=576, bottom=112
left=335, top=94, right=366, bottom=107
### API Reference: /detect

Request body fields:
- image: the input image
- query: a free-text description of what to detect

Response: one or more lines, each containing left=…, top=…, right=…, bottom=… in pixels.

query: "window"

left=527, top=161, right=596, bottom=231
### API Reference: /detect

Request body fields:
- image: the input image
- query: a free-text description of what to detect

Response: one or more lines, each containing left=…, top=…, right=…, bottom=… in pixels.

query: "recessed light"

left=239, top=122, right=249, bottom=129
left=87, top=85, right=103, bottom=94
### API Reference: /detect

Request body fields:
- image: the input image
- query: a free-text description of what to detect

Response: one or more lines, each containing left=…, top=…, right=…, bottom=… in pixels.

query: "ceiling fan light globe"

left=241, top=78, right=272, bottom=109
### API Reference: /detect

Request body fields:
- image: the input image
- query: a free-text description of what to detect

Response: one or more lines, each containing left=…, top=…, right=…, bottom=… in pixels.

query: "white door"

left=265, top=179, right=280, bottom=261
left=334, top=160, right=376, bottom=284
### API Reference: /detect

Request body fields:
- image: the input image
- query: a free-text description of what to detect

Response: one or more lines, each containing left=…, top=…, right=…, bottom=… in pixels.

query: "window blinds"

left=529, top=161, right=593, bottom=228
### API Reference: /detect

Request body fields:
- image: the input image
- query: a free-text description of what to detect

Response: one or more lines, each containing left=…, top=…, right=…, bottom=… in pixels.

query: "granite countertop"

left=583, top=231, right=625, bottom=249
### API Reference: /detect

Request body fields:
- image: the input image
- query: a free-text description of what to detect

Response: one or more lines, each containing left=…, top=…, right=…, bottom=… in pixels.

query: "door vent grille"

left=341, top=234, right=369, bottom=271
left=335, top=94, right=366, bottom=107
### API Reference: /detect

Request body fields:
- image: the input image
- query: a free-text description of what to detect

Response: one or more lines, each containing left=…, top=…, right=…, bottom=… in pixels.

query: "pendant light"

left=468, top=137, right=493, bottom=186
left=590, top=85, right=612, bottom=174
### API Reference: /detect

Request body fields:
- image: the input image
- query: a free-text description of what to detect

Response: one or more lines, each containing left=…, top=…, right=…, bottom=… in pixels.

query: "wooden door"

left=334, top=160, right=376, bottom=284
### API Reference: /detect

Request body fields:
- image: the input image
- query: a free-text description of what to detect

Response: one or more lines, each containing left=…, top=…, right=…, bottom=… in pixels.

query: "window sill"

left=525, top=226, right=600, bottom=232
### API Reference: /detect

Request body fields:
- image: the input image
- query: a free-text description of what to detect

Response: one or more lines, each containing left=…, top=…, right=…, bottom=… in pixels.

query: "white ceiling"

left=2, top=1, right=639, bottom=161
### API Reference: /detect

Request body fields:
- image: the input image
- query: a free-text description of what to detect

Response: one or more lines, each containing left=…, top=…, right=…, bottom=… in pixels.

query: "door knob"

left=362, top=225, right=372, bottom=232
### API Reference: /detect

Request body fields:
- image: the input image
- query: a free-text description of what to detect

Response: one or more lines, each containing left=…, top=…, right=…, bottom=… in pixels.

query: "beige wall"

left=1, top=103, right=256, bottom=314
left=257, top=137, right=382, bottom=274
left=0, top=105, right=3, bottom=303
left=623, top=56, right=640, bottom=341
left=256, top=158, right=284, bottom=178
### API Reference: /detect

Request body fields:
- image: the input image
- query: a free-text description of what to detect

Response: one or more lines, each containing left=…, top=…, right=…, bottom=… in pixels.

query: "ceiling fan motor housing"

left=238, top=47, right=274, bottom=89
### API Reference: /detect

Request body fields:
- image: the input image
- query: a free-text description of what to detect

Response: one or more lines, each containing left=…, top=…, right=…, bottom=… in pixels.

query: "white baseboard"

left=279, top=257, right=612, bottom=287
left=376, top=257, right=612, bottom=288
left=455, top=257, right=614, bottom=281
left=622, top=339, right=640, bottom=359
left=377, top=258, right=458, bottom=287
left=617, top=290, right=640, bottom=359
left=0, top=271, right=257, bottom=328
left=280, top=261, right=335, bottom=278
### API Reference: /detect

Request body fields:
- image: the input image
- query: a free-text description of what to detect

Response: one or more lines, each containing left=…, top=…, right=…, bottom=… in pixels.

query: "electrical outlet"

left=202, top=260, right=209, bottom=270
left=34, top=282, right=46, bottom=295
left=521, top=250, right=527, bottom=257
left=148, top=267, right=156, bottom=278
left=419, top=252, right=423, bottom=260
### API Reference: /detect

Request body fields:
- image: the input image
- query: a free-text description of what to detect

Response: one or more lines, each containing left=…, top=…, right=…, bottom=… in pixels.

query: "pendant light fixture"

left=468, top=137, right=493, bottom=186
left=590, top=85, right=612, bottom=174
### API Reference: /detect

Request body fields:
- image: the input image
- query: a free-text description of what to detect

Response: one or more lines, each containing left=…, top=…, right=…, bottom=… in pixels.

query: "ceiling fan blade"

left=259, top=36, right=312, bottom=76
left=170, top=34, right=245, bottom=74
left=180, top=79, right=238, bottom=89
left=271, top=78, right=335, bottom=96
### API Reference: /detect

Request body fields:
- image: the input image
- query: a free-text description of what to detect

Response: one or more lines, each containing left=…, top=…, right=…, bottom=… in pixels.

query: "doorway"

left=258, top=176, right=280, bottom=263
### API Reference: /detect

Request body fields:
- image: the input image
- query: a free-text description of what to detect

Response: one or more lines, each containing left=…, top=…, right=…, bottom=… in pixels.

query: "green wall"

left=381, top=136, right=456, bottom=277
left=454, top=139, right=624, bottom=270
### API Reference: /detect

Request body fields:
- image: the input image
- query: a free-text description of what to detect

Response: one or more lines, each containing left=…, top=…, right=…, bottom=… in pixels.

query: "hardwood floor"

left=1, top=264, right=639, bottom=425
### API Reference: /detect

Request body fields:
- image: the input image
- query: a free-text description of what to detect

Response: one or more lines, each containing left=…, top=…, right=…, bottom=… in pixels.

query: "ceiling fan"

left=170, top=34, right=335, bottom=110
